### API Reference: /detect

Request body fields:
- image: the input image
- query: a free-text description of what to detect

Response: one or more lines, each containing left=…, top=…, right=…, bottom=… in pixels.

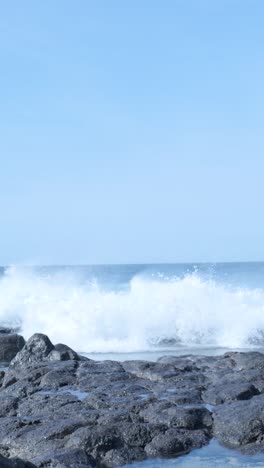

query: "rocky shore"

left=1, top=330, right=264, bottom=467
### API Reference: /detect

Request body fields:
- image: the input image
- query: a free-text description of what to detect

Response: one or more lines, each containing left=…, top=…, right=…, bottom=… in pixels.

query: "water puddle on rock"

left=138, top=393, right=151, bottom=401
left=121, top=440, right=264, bottom=467
left=0, top=364, right=8, bottom=372
left=38, top=389, right=88, bottom=401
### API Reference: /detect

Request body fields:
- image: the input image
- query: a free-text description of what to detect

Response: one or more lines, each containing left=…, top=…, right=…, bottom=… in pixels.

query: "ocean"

left=1, top=262, right=264, bottom=359
left=2, top=262, right=264, bottom=467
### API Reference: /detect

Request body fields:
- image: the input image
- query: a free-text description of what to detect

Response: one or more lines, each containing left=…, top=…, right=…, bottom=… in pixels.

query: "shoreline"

left=1, top=330, right=264, bottom=467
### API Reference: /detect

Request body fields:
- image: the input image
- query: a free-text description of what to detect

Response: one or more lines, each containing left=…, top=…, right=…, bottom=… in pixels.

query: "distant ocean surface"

left=1, top=262, right=264, bottom=360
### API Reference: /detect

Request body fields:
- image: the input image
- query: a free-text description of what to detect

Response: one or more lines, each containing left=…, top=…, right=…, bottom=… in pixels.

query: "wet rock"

left=2, top=337, right=264, bottom=466
left=202, top=382, right=259, bottom=405
left=0, top=370, right=6, bottom=386
left=223, top=352, right=264, bottom=371
left=67, top=424, right=123, bottom=453
left=0, top=335, right=25, bottom=363
left=213, top=394, right=264, bottom=447
left=101, top=447, right=146, bottom=467
left=144, top=428, right=185, bottom=457
left=76, top=360, right=130, bottom=393
left=0, top=455, right=35, bottom=467
left=10, top=334, right=82, bottom=369
left=0, top=395, right=18, bottom=417
left=163, top=388, right=202, bottom=405
left=122, top=360, right=184, bottom=381
left=140, top=401, right=212, bottom=429
left=39, top=361, right=78, bottom=389
left=0, top=327, right=18, bottom=335
left=157, top=356, right=199, bottom=371
left=10, top=334, right=54, bottom=368
left=144, top=428, right=210, bottom=457
left=48, top=344, right=79, bottom=362
left=32, top=448, right=94, bottom=467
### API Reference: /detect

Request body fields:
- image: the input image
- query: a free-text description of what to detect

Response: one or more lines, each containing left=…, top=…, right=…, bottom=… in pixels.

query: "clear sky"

left=0, top=1, right=264, bottom=264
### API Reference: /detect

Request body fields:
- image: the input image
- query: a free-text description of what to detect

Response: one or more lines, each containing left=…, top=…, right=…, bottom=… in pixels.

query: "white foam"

left=0, top=266, right=264, bottom=352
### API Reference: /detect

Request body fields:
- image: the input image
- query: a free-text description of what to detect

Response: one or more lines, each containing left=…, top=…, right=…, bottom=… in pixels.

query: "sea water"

left=1, top=262, right=264, bottom=466
left=121, top=439, right=264, bottom=467
left=1, top=262, right=264, bottom=356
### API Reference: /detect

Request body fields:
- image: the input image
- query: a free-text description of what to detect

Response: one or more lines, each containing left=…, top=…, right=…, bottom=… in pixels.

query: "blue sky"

left=0, top=1, right=264, bottom=264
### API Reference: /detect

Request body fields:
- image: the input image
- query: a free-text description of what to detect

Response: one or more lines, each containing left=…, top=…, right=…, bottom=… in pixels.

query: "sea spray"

left=0, top=265, right=264, bottom=352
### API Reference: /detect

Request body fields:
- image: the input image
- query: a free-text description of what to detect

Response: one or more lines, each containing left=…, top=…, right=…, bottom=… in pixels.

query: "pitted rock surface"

left=1, top=335, right=264, bottom=466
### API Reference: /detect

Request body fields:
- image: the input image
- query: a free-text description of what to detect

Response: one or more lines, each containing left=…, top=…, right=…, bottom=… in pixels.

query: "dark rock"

left=140, top=401, right=212, bottom=429
left=144, top=428, right=210, bottom=457
left=155, top=387, right=202, bottom=405
left=223, top=352, right=264, bottom=370
left=67, top=424, right=123, bottom=454
left=101, top=447, right=146, bottom=467
left=122, top=360, right=184, bottom=381
left=10, top=335, right=81, bottom=369
left=213, top=394, right=264, bottom=447
left=39, top=361, right=78, bottom=389
left=32, top=448, right=95, bottom=467
left=0, top=454, right=35, bottom=467
left=157, top=356, right=199, bottom=371
left=0, top=370, right=5, bottom=387
left=0, top=335, right=25, bottom=363
left=202, top=382, right=259, bottom=405
left=144, top=429, right=185, bottom=457
left=10, top=334, right=54, bottom=368
left=0, top=327, right=18, bottom=335
left=123, top=423, right=167, bottom=448
left=0, top=396, right=18, bottom=416
left=16, top=392, right=99, bottom=429
left=48, top=344, right=79, bottom=362
left=2, top=337, right=264, bottom=466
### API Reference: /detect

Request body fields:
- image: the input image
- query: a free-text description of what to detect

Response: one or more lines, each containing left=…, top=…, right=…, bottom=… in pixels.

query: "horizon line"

left=1, top=260, right=264, bottom=267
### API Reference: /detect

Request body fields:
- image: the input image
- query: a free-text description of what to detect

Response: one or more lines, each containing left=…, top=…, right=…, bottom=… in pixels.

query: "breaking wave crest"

left=0, top=266, right=264, bottom=352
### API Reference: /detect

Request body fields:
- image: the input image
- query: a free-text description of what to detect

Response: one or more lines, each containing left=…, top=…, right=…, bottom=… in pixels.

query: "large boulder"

left=213, top=394, right=264, bottom=447
left=0, top=334, right=25, bottom=363
left=10, top=334, right=54, bottom=368
left=10, top=334, right=80, bottom=368
left=144, top=428, right=210, bottom=457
